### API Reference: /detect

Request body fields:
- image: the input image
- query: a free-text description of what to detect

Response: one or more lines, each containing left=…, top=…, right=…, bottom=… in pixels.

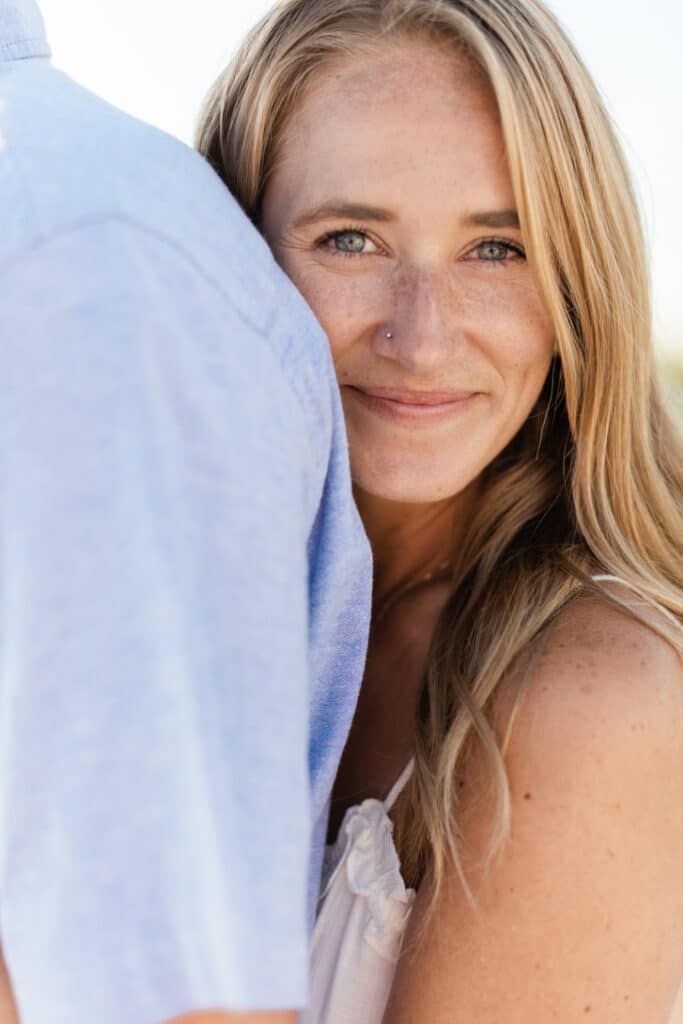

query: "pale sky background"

left=40, top=0, right=682, bottom=355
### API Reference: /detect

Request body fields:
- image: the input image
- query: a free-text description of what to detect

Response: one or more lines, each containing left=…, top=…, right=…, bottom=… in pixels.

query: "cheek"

left=470, top=281, right=555, bottom=389
left=276, top=254, right=385, bottom=366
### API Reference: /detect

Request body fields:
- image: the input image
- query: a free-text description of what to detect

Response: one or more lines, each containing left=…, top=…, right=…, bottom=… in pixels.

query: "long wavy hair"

left=196, top=0, right=683, bottom=902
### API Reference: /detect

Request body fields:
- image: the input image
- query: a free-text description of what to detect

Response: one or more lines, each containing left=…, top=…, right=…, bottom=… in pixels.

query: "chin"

left=350, top=454, right=476, bottom=505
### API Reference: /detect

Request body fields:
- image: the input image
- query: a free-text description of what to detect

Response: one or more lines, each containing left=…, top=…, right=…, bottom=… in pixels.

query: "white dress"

left=305, top=761, right=415, bottom=1024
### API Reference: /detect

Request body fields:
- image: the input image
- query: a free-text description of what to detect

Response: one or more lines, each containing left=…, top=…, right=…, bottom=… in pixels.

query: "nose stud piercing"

left=385, top=330, right=394, bottom=339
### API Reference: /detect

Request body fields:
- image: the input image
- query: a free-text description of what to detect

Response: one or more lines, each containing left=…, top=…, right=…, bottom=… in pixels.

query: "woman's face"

left=262, top=37, right=555, bottom=504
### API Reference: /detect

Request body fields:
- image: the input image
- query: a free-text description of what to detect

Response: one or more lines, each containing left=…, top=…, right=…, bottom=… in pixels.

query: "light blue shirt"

left=0, top=3, right=372, bottom=1022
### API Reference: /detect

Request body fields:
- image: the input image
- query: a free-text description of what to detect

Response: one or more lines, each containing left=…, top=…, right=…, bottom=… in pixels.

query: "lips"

left=352, top=386, right=476, bottom=405
left=345, top=385, right=480, bottom=425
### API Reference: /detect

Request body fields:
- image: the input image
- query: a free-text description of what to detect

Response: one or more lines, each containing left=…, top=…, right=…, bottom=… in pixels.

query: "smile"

left=346, top=386, right=481, bottom=425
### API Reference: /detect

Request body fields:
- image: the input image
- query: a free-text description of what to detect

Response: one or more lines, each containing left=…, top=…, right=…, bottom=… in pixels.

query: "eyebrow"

left=291, top=201, right=395, bottom=230
left=464, top=209, right=520, bottom=229
left=290, top=201, right=520, bottom=231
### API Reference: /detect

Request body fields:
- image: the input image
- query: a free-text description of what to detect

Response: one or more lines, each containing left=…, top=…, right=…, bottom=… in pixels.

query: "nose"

left=375, top=267, right=462, bottom=376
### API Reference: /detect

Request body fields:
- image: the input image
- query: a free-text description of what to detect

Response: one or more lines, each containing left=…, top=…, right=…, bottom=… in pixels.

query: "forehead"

left=269, top=36, right=513, bottom=218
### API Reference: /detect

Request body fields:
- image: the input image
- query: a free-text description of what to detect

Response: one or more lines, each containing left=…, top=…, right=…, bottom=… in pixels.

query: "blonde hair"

left=197, top=0, right=683, bottom=902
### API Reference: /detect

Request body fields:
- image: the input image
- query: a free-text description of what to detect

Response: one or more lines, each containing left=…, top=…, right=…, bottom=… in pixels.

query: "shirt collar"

left=0, top=0, right=50, bottom=62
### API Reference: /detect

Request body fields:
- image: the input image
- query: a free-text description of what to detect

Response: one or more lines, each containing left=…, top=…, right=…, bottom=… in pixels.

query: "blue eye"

left=318, top=228, right=381, bottom=256
left=475, top=240, right=520, bottom=261
left=333, top=230, right=368, bottom=253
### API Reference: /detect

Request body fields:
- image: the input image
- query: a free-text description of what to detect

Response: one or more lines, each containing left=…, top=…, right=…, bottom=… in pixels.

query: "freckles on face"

left=274, top=250, right=387, bottom=367
left=261, top=38, right=555, bottom=504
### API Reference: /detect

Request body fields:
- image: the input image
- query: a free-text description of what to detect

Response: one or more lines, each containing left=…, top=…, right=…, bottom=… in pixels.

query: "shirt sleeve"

left=0, top=220, right=316, bottom=1023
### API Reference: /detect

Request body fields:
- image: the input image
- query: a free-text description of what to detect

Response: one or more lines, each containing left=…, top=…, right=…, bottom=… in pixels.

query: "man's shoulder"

left=1, top=59, right=344, bottom=473
left=0, top=60, right=278, bottom=333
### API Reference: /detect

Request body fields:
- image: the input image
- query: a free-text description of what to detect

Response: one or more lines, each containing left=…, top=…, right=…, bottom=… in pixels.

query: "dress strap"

left=591, top=574, right=681, bottom=633
left=384, top=759, right=415, bottom=812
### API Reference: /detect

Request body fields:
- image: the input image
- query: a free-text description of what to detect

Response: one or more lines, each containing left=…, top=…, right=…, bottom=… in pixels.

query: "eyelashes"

left=469, top=239, right=525, bottom=263
left=315, top=226, right=526, bottom=264
left=316, top=227, right=382, bottom=257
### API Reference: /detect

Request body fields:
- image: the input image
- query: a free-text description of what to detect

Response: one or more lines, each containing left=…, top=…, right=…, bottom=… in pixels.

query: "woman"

left=197, top=1, right=683, bottom=1021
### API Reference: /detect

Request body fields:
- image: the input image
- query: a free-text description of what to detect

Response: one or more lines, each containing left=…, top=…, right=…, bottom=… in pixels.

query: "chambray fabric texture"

left=0, top=3, right=372, bottom=1022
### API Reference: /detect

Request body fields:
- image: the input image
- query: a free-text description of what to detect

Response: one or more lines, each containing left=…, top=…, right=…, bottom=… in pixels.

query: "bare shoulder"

left=501, top=589, right=683, bottom=773
left=532, top=584, right=683, bottom=697
left=494, top=590, right=683, bottom=838
left=385, top=594, right=683, bottom=1023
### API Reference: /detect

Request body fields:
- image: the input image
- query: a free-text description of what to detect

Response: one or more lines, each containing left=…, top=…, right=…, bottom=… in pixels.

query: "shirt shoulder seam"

left=1, top=210, right=276, bottom=333
left=2, top=210, right=322, bottom=436
left=0, top=38, right=50, bottom=60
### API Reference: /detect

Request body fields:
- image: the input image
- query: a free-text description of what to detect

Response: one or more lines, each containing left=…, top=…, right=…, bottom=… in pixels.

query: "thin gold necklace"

left=371, top=559, right=452, bottom=628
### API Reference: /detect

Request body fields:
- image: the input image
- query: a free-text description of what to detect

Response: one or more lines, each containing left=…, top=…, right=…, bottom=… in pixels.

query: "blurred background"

left=40, top=0, right=682, bottom=421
